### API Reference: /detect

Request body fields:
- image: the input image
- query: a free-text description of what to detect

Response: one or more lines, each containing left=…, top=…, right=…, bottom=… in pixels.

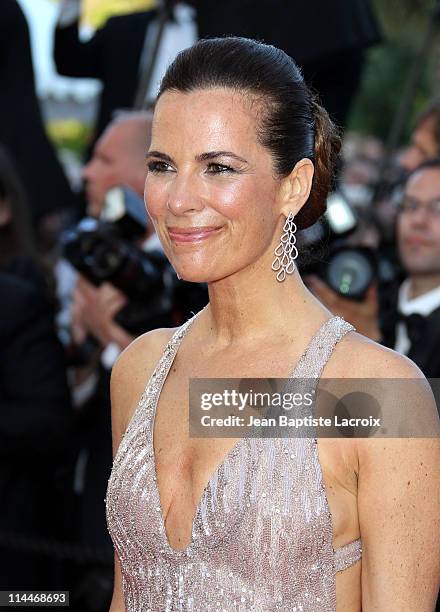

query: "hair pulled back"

left=158, top=37, right=341, bottom=229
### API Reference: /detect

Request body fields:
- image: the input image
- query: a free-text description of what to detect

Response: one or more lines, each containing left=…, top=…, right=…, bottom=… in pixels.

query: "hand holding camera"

left=71, top=276, right=130, bottom=347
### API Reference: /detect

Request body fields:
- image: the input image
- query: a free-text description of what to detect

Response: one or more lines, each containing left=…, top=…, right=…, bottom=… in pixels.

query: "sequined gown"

left=106, top=310, right=362, bottom=611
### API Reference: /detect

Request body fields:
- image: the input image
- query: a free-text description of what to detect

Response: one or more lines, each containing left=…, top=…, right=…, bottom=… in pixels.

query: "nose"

left=82, top=159, right=95, bottom=183
left=410, top=203, right=431, bottom=227
left=166, top=171, right=204, bottom=215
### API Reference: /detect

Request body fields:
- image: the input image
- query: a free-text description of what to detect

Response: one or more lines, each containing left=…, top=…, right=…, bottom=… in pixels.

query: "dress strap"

left=139, top=308, right=204, bottom=403
left=290, top=315, right=356, bottom=379
left=334, top=537, right=362, bottom=572
left=157, top=308, right=202, bottom=363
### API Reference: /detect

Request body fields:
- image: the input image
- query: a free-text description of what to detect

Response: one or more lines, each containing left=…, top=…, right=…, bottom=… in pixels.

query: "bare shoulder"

left=328, top=327, right=439, bottom=446
left=335, top=329, right=440, bottom=459
left=111, top=326, right=178, bottom=393
left=333, top=329, right=426, bottom=379
left=110, top=326, right=178, bottom=453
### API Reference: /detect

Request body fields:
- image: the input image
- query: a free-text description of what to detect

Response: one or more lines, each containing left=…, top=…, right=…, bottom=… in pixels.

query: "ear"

left=279, top=158, right=314, bottom=218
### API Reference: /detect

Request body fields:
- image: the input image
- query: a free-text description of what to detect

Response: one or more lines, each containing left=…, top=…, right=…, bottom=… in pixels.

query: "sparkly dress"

left=106, top=310, right=362, bottom=611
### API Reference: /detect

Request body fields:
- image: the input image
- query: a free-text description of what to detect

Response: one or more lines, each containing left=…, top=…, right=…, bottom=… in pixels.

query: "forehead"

left=406, top=167, right=440, bottom=197
left=95, top=125, right=124, bottom=158
left=151, top=88, right=262, bottom=152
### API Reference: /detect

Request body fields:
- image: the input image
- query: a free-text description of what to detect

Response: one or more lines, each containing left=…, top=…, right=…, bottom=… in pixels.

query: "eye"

left=147, top=160, right=173, bottom=173
left=206, top=163, right=235, bottom=174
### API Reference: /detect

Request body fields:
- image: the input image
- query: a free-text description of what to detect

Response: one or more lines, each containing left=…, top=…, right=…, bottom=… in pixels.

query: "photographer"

left=62, top=111, right=157, bottom=609
left=62, top=111, right=157, bottom=362
left=307, top=157, right=440, bottom=378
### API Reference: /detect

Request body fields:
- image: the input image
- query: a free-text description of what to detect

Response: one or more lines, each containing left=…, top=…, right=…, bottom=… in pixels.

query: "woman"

left=106, top=38, right=440, bottom=610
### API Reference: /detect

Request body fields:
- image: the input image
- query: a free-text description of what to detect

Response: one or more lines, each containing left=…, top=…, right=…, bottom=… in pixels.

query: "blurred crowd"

left=1, top=0, right=440, bottom=610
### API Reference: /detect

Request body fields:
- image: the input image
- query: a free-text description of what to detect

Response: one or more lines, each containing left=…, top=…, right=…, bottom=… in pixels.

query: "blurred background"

left=1, top=0, right=440, bottom=610
left=20, top=0, right=438, bottom=177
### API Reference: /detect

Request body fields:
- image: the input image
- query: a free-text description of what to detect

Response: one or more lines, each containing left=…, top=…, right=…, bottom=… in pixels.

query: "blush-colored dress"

left=106, top=309, right=362, bottom=611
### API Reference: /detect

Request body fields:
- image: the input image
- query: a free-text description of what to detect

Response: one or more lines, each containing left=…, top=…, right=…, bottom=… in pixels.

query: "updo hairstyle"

left=157, top=37, right=341, bottom=230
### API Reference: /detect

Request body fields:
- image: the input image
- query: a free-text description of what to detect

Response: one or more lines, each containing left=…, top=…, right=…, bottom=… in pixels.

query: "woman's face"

left=144, top=87, right=287, bottom=283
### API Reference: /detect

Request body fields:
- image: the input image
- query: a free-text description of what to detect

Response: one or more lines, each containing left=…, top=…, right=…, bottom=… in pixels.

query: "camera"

left=61, top=187, right=208, bottom=364
left=298, top=191, right=379, bottom=301
left=61, top=186, right=174, bottom=335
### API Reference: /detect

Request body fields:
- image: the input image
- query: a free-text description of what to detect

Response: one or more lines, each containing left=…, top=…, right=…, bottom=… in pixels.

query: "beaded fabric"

left=106, top=309, right=362, bottom=611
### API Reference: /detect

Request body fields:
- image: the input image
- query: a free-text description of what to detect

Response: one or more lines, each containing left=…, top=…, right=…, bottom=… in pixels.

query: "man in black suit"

left=54, top=3, right=156, bottom=148
left=380, top=159, right=440, bottom=377
left=307, top=158, right=440, bottom=378
left=0, top=0, right=78, bottom=223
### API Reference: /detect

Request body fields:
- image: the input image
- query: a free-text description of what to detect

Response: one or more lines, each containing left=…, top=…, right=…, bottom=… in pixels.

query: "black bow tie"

left=398, top=312, right=427, bottom=346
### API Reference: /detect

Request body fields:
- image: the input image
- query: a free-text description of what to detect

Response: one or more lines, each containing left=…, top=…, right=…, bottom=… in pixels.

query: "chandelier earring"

left=271, top=210, right=298, bottom=282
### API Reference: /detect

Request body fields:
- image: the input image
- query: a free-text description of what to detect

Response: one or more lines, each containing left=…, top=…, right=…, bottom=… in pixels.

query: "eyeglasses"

left=397, top=195, right=440, bottom=217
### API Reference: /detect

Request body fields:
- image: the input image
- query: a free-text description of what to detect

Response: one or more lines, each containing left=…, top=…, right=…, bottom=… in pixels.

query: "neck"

left=199, top=251, right=331, bottom=347
left=407, top=273, right=440, bottom=299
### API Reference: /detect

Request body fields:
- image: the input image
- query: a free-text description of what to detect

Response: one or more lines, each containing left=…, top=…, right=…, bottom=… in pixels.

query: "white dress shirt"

left=394, top=278, right=440, bottom=355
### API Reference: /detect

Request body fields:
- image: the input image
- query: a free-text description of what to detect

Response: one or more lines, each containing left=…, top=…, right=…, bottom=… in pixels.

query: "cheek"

left=144, top=177, right=167, bottom=219
left=396, top=215, right=409, bottom=242
left=208, top=176, right=277, bottom=221
left=432, top=222, right=440, bottom=246
left=96, top=165, right=118, bottom=190
left=209, top=181, right=247, bottom=218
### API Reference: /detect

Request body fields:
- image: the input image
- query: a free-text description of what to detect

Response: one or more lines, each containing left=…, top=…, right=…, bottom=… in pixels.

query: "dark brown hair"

left=157, top=37, right=341, bottom=229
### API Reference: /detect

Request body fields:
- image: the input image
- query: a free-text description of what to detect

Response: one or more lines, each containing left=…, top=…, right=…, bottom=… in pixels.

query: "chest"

left=152, top=359, right=359, bottom=554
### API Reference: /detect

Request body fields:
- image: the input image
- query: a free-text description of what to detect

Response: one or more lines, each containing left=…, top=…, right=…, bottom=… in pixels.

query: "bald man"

left=82, top=110, right=153, bottom=218
left=65, top=113, right=158, bottom=590
left=70, top=111, right=158, bottom=353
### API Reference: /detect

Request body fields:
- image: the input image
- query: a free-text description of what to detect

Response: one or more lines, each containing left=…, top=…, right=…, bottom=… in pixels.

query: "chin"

left=176, top=269, right=210, bottom=283
left=406, top=263, right=438, bottom=275
left=175, top=262, right=227, bottom=284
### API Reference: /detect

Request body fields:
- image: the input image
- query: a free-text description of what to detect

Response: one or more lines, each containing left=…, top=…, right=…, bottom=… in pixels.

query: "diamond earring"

left=271, top=211, right=298, bottom=282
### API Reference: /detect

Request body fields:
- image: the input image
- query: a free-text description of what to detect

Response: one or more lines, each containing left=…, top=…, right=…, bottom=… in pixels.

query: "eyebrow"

left=145, top=150, right=248, bottom=164
left=405, top=194, right=440, bottom=203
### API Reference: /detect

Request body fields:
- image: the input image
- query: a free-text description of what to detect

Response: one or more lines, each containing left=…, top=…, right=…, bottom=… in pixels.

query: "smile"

left=167, top=226, right=224, bottom=243
left=406, top=237, right=431, bottom=247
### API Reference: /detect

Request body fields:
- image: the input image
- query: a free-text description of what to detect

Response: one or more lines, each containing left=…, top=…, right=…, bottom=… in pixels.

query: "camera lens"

left=326, top=248, right=375, bottom=299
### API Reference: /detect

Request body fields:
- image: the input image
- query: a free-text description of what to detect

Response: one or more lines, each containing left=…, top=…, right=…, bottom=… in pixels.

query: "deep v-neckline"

left=149, top=310, right=340, bottom=555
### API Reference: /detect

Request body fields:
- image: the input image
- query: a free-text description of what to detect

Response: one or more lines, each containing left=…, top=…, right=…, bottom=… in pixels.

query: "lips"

left=406, top=236, right=431, bottom=247
left=167, top=226, right=223, bottom=243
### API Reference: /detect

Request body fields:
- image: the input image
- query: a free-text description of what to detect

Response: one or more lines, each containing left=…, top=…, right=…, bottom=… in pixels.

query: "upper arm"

left=109, top=327, right=177, bottom=458
left=108, top=327, right=176, bottom=610
left=356, top=352, right=440, bottom=610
